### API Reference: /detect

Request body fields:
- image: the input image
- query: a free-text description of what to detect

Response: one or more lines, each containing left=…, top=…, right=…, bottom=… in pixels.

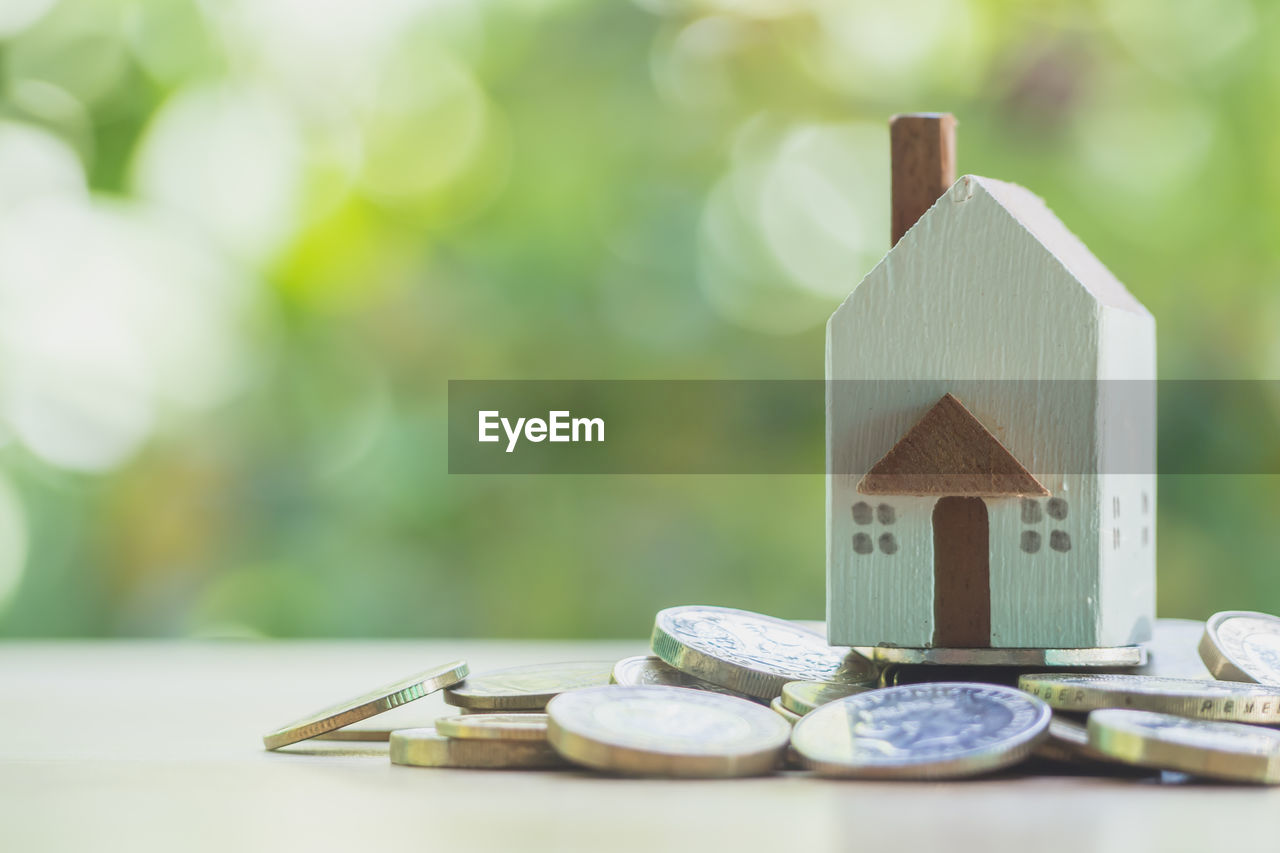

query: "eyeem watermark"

left=478, top=410, right=605, bottom=453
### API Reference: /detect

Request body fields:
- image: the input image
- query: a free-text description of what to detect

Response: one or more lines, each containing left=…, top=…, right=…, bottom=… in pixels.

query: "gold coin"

left=546, top=685, right=790, bottom=777
left=793, top=683, right=1050, bottom=779
left=770, top=696, right=803, bottom=726
left=781, top=681, right=873, bottom=715
left=1199, top=611, right=1280, bottom=685
left=1088, top=709, right=1280, bottom=784
left=443, top=661, right=614, bottom=711
left=611, top=655, right=758, bottom=700
left=435, top=713, right=549, bottom=741
left=651, top=605, right=876, bottom=699
left=1033, top=716, right=1117, bottom=765
left=262, top=661, right=468, bottom=750
left=314, top=727, right=399, bottom=742
left=1018, top=673, right=1280, bottom=723
left=390, top=727, right=565, bottom=770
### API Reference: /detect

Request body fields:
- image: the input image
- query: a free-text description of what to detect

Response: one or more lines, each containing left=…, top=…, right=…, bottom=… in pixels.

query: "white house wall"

left=1096, top=304, right=1158, bottom=646
left=827, top=175, right=1131, bottom=648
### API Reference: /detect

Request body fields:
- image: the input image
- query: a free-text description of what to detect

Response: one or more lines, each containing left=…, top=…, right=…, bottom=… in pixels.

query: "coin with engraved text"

left=1199, top=611, right=1280, bottom=685
left=1018, top=673, right=1280, bottom=723
left=651, top=606, right=876, bottom=699
left=792, top=682, right=1050, bottom=779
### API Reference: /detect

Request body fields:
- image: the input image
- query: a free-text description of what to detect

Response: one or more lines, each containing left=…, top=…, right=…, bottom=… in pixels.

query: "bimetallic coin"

left=546, top=685, right=790, bottom=777
left=611, top=655, right=757, bottom=701
left=435, top=713, right=549, bottom=741
left=1088, top=709, right=1280, bottom=784
left=651, top=606, right=876, bottom=699
left=1019, top=673, right=1280, bottom=723
left=390, top=727, right=565, bottom=770
left=770, top=696, right=803, bottom=726
left=858, top=645, right=1145, bottom=667
left=792, top=682, right=1051, bottom=779
left=1200, top=611, right=1280, bottom=685
left=443, top=661, right=614, bottom=711
left=781, top=681, right=872, bottom=715
left=262, top=661, right=468, bottom=750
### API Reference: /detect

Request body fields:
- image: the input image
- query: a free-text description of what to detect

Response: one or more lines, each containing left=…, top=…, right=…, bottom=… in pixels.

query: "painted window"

left=852, top=533, right=873, bottom=555
left=1021, top=499, right=1041, bottom=524
left=1020, top=530, right=1041, bottom=554
left=852, top=502, right=896, bottom=556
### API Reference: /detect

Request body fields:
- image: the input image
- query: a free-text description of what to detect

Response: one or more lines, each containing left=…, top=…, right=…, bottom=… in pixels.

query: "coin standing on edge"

left=263, top=661, right=469, bottom=750
left=390, top=727, right=565, bottom=770
left=1199, top=611, right=1280, bottom=685
left=611, top=655, right=758, bottom=700
left=443, top=661, right=615, bottom=711
left=435, top=713, right=550, bottom=741
left=792, top=682, right=1051, bottom=779
left=781, top=681, right=872, bottom=716
left=546, top=685, right=791, bottom=777
left=1018, top=673, right=1280, bottom=723
left=1087, top=709, right=1280, bottom=784
left=651, top=605, right=876, bottom=700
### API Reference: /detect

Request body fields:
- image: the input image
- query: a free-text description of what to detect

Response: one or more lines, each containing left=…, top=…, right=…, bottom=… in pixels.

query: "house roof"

left=956, top=176, right=1147, bottom=315
left=857, top=393, right=1049, bottom=497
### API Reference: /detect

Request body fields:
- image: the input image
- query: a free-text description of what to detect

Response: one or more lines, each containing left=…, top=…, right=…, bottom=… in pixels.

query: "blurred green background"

left=0, top=0, right=1276, bottom=639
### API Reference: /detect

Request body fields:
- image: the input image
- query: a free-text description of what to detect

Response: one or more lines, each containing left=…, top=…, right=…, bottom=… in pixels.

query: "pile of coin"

left=261, top=607, right=1280, bottom=784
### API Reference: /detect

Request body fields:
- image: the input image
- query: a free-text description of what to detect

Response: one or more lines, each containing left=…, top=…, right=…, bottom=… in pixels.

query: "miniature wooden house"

left=826, top=116, right=1155, bottom=651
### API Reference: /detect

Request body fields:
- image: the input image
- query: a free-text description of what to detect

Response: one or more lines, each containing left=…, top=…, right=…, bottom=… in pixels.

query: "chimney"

left=890, top=113, right=957, bottom=246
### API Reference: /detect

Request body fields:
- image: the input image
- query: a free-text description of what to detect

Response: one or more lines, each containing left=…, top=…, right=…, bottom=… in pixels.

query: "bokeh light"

left=0, top=0, right=1275, bottom=635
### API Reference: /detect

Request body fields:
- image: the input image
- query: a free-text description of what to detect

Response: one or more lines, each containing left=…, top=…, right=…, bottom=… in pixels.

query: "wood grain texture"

left=826, top=175, right=1155, bottom=649
left=3, top=642, right=1272, bottom=853
left=932, top=496, right=990, bottom=647
left=857, top=393, right=1049, bottom=497
left=890, top=113, right=957, bottom=245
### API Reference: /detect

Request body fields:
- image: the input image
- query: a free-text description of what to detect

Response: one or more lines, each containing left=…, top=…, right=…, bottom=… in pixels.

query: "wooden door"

left=932, top=496, right=990, bottom=647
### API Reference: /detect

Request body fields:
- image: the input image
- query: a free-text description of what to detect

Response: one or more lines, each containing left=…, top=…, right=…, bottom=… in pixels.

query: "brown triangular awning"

left=856, top=393, right=1048, bottom=497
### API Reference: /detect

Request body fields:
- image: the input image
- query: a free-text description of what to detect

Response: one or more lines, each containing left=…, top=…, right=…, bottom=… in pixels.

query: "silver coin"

left=1200, top=611, right=1280, bottom=685
left=1019, top=673, right=1280, bottom=723
left=791, top=682, right=1050, bottom=779
left=610, top=655, right=758, bottom=701
left=1088, top=709, right=1280, bottom=784
left=651, top=605, right=876, bottom=699
left=857, top=645, right=1145, bottom=667
left=546, top=685, right=790, bottom=777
